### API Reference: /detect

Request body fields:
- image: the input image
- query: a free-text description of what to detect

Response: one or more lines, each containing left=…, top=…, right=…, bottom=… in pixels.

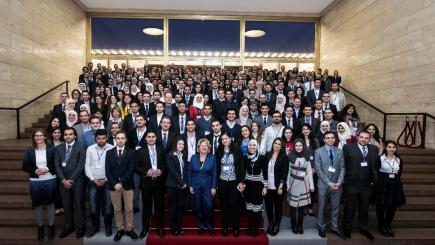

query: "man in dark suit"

left=248, top=101, right=260, bottom=120
left=139, top=91, right=156, bottom=118
left=292, top=98, right=304, bottom=119
left=172, top=102, right=191, bottom=135
left=321, top=92, right=338, bottom=118
left=163, top=92, right=179, bottom=117
left=282, top=106, right=302, bottom=136
left=127, top=115, right=147, bottom=150
left=148, top=101, right=165, bottom=132
left=230, top=79, right=243, bottom=102
left=298, top=105, right=320, bottom=136
left=122, top=102, right=141, bottom=134
left=331, top=70, right=341, bottom=85
left=181, top=119, right=204, bottom=162
left=342, top=131, right=378, bottom=240
left=307, top=79, right=325, bottom=106
left=196, top=104, right=214, bottom=137
left=182, top=85, right=194, bottom=107
left=77, top=90, right=96, bottom=114
left=136, top=131, right=167, bottom=238
left=52, top=92, right=69, bottom=122
left=222, top=108, right=241, bottom=143
left=156, top=116, right=177, bottom=154
left=206, top=119, right=223, bottom=155
left=212, top=89, right=227, bottom=122
left=54, top=127, right=87, bottom=239
left=79, top=72, right=96, bottom=95
left=314, top=132, right=346, bottom=239
left=264, top=83, right=277, bottom=105
left=105, top=131, right=138, bottom=241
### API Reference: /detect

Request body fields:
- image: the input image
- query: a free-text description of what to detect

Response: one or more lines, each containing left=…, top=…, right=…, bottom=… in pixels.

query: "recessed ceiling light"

left=142, top=28, right=164, bottom=36
left=245, top=30, right=265, bottom=38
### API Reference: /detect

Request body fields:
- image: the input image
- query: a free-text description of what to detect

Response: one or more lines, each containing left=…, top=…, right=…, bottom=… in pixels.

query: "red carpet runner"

left=146, top=199, right=268, bottom=245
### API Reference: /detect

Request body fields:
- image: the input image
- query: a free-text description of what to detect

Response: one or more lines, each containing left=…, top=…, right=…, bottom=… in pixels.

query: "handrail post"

left=66, top=81, right=69, bottom=95
left=16, top=109, right=20, bottom=139
left=383, top=114, right=387, bottom=140
left=422, top=114, right=427, bottom=149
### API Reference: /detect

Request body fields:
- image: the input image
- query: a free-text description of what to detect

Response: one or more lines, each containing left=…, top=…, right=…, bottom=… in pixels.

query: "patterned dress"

left=286, top=157, right=314, bottom=207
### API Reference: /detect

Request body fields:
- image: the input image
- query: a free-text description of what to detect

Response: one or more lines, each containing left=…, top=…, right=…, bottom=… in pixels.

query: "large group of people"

left=22, top=63, right=405, bottom=241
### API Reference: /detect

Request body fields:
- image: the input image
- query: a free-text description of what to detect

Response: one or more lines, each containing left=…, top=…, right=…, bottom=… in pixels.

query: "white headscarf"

left=238, top=105, right=250, bottom=125
left=337, top=122, right=352, bottom=141
left=193, top=94, right=204, bottom=109
left=320, top=120, right=331, bottom=134
left=66, top=110, right=78, bottom=127
left=275, top=94, right=287, bottom=113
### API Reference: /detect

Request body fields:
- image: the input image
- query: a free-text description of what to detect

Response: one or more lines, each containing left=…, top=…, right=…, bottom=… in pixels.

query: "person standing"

left=22, top=130, right=57, bottom=240
left=136, top=131, right=167, bottom=238
left=286, top=140, right=315, bottom=235
left=166, top=137, right=189, bottom=236
left=374, top=140, right=406, bottom=237
left=244, top=139, right=267, bottom=237
left=342, top=130, right=378, bottom=240
left=105, top=131, right=138, bottom=241
left=259, top=111, right=285, bottom=155
left=54, top=127, right=87, bottom=239
left=314, top=131, right=346, bottom=239
left=188, top=139, right=217, bottom=235
left=84, top=129, right=114, bottom=238
left=215, top=132, right=245, bottom=237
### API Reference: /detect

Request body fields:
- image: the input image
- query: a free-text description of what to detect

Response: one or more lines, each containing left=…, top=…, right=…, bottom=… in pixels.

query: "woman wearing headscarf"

left=335, top=122, right=356, bottom=149
left=188, top=94, right=205, bottom=122
left=243, top=139, right=267, bottom=237
left=317, top=121, right=331, bottom=147
left=65, top=110, right=78, bottom=127
left=286, top=139, right=315, bottom=234
left=236, top=105, right=253, bottom=127
left=274, top=94, right=287, bottom=114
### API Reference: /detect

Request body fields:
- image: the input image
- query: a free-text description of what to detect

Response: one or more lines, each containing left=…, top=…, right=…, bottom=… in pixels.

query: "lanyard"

left=137, top=129, right=145, bottom=142
left=385, top=158, right=396, bottom=173
left=272, top=125, right=283, bottom=138
left=95, top=145, right=107, bottom=162
left=149, top=147, right=156, bottom=167
left=188, top=135, right=196, bottom=150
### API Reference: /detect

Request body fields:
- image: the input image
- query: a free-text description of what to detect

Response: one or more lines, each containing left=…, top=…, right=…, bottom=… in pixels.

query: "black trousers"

left=59, top=179, right=86, bottom=229
left=376, top=204, right=396, bottom=228
left=167, top=186, right=187, bottom=231
left=290, top=206, right=306, bottom=226
left=219, top=180, right=240, bottom=229
left=343, top=187, right=373, bottom=232
left=265, top=189, right=284, bottom=226
left=141, top=185, right=164, bottom=228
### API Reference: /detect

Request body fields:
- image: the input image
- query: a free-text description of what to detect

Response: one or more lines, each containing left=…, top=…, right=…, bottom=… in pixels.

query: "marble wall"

left=0, top=0, right=86, bottom=139
left=320, top=0, right=435, bottom=148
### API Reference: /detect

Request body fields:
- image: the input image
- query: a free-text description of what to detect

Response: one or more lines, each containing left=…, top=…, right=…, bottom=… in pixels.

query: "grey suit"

left=314, top=146, right=345, bottom=232
left=54, top=141, right=87, bottom=228
left=73, top=123, right=89, bottom=143
left=254, top=114, right=272, bottom=129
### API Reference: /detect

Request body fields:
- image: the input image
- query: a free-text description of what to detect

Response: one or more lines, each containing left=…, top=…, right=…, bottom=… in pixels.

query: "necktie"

left=132, top=115, right=136, bottom=127
left=145, top=104, right=149, bottom=116
left=62, top=105, right=65, bottom=111
left=180, top=116, right=185, bottom=133
left=329, top=149, right=333, bottom=163
left=317, top=111, right=321, bottom=120
left=263, top=116, right=267, bottom=125
left=65, top=144, right=72, bottom=162
left=214, top=136, right=219, bottom=154
left=362, top=146, right=367, bottom=158
left=267, top=94, right=270, bottom=102
left=118, top=149, right=122, bottom=158
left=288, top=118, right=292, bottom=128
left=163, top=133, right=168, bottom=148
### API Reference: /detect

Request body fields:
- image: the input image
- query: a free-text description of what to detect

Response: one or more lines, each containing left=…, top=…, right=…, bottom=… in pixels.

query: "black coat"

left=263, top=151, right=289, bottom=190
left=343, top=143, right=378, bottom=192
left=135, top=145, right=167, bottom=189
left=22, top=145, right=56, bottom=178
left=165, top=153, right=188, bottom=188
left=105, top=147, right=136, bottom=190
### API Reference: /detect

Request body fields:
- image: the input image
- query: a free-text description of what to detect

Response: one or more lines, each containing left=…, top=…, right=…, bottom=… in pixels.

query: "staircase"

left=21, top=113, right=53, bottom=139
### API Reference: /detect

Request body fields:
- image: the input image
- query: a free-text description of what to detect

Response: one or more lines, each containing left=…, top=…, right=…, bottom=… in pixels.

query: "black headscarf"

left=288, top=138, right=310, bottom=163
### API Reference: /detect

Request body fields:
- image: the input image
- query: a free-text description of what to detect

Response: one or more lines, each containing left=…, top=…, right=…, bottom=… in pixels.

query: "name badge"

left=62, top=162, right=67, bottom=167
left=360, top=162, right=368, bottom=167
left=223, top=166, right=230, bottom=171
left=135, top=146, right=141, bottom=150
left=389, top=174, right=395, bottom=179
left=310, top=156, right=314, bottom=160
left=204, top=131, right=210, bottom=136
left=328, top=166, right=336, bottom=173
left=298, top=171, right=306, bottom=177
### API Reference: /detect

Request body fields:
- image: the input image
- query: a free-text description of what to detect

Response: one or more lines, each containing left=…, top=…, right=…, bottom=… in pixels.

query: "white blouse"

left=267, top=159, right=276, bottom=190
left=30, top=149, right=56, bottom=181
left=379, top=155, right=400, bottom=174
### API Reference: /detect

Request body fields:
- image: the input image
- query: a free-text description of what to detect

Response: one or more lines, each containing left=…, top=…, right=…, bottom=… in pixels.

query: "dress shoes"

left=222, top=227, right=228, bottom=236
left=105, top=226, right=113, bottom=237
left=270, top=225, right=280, bottom=236
left=157, top=227, right=165, bottom=237
left=232, top=228, right=240, bottom=237
left=343, top=229, right=351, bottom=238
left=85, top=226, right=99, bottom=238
left=359, top=229, right=375, bottom=240
left=318, top=229, right=326, bottom=238
left=76, top=226, right=86, bottom=238
left=379, top=227, right=389, bottom=237
left=113, top=230, right=125, bottom=241
left=385, top=226, right=395, bottom=237
left=37, top=226, right=44, bottom=241
left=126, top=229, right=139, bottom=239
left=298, top=225, right=304, bottom=234
left=331, top=229, right=346, bottom=240
left=139, top=227, right=149, bottom=239
left=48, top=225, right=55, bottom=240
left=266, top=224, right=273, bottom=234
left=178, top=229, right=184, bottom=235
left=58, top=226, right=74, bottom=238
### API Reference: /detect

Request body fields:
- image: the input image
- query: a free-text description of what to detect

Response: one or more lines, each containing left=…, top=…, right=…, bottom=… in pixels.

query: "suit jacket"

left=188, top=154, right=217, bottom=189
left=183, top=95, right=194, bottom=107
left=22, top=146, right=56, bottom=178
left=139, top=102, right=156, bottom=118
left=148, top=114, right=162, bottom=132
left=165, top=153, right=188, bottom=188
left=213, top=100, right=237, bottom=123
left=73, top=123, right=90, bottom=142
left=331, top=76, right=341, bottom=85
left=122, top=114, right=138, bottom=134
left=105, top=147, right=135, bottom=190
left=314, top=146, right=345, bottom=189
left=127, top=127, right=147, bottom=149
left=263, top=151, right=289, bottom=190
left=157, top=130, right=178, bottom=153
left=135, top=145, right=167, bottom=189
left=265, top=93, right=277, bottom=105
left=343, top=143, right=378, bottom=192
left=196, top=116, right=214, bottom=136
left=282, top=117, right=302, bottom=135
left=163, top=104, right=179, bottom=117
left=307, top=89, right=325, bottom=106
left=54, top=142, right=86, bottom=182
left=172, top=114, right=192, bottom=135
left=77, top=100, right=97, bottom=114
left=292, top=107, right=304, bottom=119
left=254, top=115, right=273, bottom=129
left=215, top=146, right=245, bottom=183
left=231, top=89, right=243, bottom=102
left=299, top=116, right=320, bottom=135
left=222, top=122, right=242, bottom=143
left=206, top=133, right=221, bottom=155
left=52, top=103, right=66, bottom=125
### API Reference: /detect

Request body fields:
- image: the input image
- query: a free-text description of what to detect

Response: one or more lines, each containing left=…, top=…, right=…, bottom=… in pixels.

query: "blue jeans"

left=89, top=182, right=113, bottom=227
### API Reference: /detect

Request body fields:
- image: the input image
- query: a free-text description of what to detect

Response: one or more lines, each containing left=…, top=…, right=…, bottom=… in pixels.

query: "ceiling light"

left=178, top=51, right=184, bottom=56
left=207, top=52, right=212, bottom=56
left=141, top=50, right=148, bottom=55
left=156, top=50, right=162, bottom=55
left=221, top=52, right=227, bottom=57
left=133, top=50, right=141, bottom=55
left=271, top=53, right=278, bottom=58
left=200, top=51, right=205, bottom=56
left=264, top=53, right=271, bottom=58
left=245, top=30, right=266, bottom=38
left=193, top=51, right=199, bottom=56
left=170, top=51, right=177, bottom=56
left=249, top=52, right=256, bottom=57
left=299, top=53, right=307, bottom=58
left=142, top=28, right=164, bottom=36
left=110, top=50, right=118, bottom=55
left=90, top=50, right=96, bottom=55
left=292, top=53, right=299, bottom=58
left=285, top=53, right=292, bottom=58
left=103, top=50, right=110, bottom=55
left=126, top=50, right=133, bottom=55
left=278, top=53, right=285, bottom=58
left=148, top=50, right=155, bottom=55
left=228, top=52, right=234, bottom=57
left=214, top=52, right=220, bottom=56
left=236, top=52, right=240, bottom=57
left=185, top=51, right=191, bottom=56
left=256, top=53, right=263, bottom=57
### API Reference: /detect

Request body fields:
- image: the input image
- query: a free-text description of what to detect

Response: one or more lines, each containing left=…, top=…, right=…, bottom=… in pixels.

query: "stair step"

left=0, top=154, right=24, bottom=160
left=0, top=226, right=82, bottom=245
left=328, top=228, right=435, bottom=243
left=404, top=184, right=435, bottom=197
left=405, top=164, right=435, bottom=173
left=398, top=148, right=435, bottom=155
left=401, top=155, right=435, bottom=163
left=0, top=160, right=22, bottom=170
left=401, top=174, right=435, bottom=185
left=0, top=170, right=28, bottom=182
left=0, top=182, right=28, bottom=194
left=0, top=195, right=31, bottom=209
left=398, top=197, right=435, bottom=211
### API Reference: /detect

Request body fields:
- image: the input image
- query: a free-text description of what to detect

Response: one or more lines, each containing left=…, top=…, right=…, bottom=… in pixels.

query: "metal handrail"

left=340, top=85, right=435, bottom=149
left=0, top=80, right=69, bottom=139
